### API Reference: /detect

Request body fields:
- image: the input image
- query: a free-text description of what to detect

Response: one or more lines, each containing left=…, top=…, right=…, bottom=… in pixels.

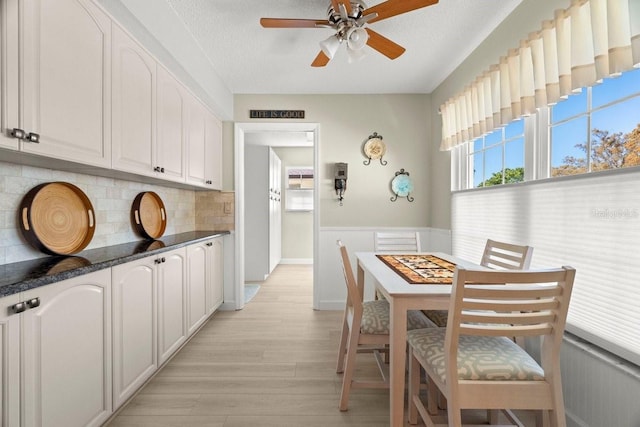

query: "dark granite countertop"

left=0, top=230, right=230, bottom=298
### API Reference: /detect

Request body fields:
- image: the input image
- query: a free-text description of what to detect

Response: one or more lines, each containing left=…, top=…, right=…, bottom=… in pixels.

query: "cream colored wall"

left=272, top=147, right=314, bottom=260
left=234, top=94, right=433, bottom=227
left=429, top=0, right=571, bottom=229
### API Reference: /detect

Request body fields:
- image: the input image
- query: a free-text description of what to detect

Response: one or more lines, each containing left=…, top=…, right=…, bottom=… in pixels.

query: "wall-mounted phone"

left=334, top=162, right=348, bottom=206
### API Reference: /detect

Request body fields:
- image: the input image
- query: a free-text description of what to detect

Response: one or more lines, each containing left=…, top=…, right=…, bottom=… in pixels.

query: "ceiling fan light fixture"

left=346, top=27, right=368, bottom=50
left=320, top=34, right=341, bottom=59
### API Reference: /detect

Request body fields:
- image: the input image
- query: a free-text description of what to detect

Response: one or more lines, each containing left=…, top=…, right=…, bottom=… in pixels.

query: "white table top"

left=355, top=251, right=481, bottom=297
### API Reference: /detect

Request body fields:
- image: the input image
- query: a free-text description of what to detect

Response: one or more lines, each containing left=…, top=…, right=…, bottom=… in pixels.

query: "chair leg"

left=408, top=348, right=420, bottom=425
left=338, top=326, right=360, bottom=411
left=336, top=313, right=349, bottom=373
left=446, top=399, right=463, bottom=427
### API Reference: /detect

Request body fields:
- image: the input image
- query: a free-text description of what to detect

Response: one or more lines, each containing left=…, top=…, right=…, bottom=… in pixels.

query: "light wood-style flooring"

left=106, top=264, right=536, bottom=426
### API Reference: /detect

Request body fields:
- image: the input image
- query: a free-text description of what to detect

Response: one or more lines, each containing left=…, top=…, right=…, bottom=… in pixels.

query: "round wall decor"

left=19, top=182, right=95, bottom=255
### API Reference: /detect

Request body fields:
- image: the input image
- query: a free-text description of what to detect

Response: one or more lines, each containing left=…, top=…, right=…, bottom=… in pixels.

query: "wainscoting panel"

left=316, top=227, right=451, bottom=310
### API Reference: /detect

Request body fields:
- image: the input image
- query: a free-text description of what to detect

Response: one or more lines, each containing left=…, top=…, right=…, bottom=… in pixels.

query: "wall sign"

left=249, top=110, right=305, bottom=119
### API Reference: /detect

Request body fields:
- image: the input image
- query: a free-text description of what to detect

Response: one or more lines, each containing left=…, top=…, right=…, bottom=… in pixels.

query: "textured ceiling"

left=162, top=0, right=523, bottom=95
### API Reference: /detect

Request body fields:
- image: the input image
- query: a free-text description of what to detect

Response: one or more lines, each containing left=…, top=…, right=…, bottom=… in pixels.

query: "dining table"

left=354, top=251, right=483, bottom=427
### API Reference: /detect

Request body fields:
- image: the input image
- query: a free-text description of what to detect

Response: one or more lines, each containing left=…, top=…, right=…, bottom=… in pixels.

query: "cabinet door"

left=112, top=23, right=156, bottom=177
left=0, top=0, right=19, bottom=151
left=157, top=248, right=187, bottom=365
left=156, top=65, right=187, bottom=183
left=206, top=238, right=224, bottom=314
left=186, top=96, right=207, bottom=186
left=205, top=110, right=223, bottom=189
left=22, top=269, right=112, bottom=427
left=112, top=256, right=157, bottom=408
left=21, top=0, right=111, bottom=166
left=186, top=243, right=208, bottom=335
left=0, top=294, right=20, bottom=427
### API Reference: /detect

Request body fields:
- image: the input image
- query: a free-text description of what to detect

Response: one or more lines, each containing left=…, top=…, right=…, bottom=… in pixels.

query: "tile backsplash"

left=0, top=161, right=234, bottom=265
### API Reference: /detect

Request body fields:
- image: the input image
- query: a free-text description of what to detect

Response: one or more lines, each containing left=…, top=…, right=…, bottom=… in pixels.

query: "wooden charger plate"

left=131, top=192, right=167, bottom=239
left=20, top=182, right=95, bottom=255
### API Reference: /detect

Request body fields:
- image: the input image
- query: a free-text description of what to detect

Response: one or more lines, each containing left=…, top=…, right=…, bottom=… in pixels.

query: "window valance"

left=440, top=0, right=640, bottom=151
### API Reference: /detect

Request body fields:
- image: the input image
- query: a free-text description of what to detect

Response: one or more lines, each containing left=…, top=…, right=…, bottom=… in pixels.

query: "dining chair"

left=424, top=238, right=533, bottom=327
left=335, top=240, right=436, bottom=411
left=407, top=265, right=576, bottom=427
left=374, top=231, right=421, bottom=252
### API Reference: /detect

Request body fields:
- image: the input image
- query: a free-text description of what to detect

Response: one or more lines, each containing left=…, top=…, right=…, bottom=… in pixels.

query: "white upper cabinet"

left=1, top=0, right=111, bottom=166
left=0, top=0, right=19, bottom=151
left=156, top=65, right=187, bottom=183
left=186, top=95, right=222, bottom=189
left=186, top=95, right=207, bottom=186
left=111, top=23, right=156, bottom=177
left=206, top=110, right=223, bottom=190
left=0, top=0, right=223, bottom=188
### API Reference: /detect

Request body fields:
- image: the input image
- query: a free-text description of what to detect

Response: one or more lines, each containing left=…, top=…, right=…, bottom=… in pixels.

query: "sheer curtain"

left=440, top=0, right=640, bottom=151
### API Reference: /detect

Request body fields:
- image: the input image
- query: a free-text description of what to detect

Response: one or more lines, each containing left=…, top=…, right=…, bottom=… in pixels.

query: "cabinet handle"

left=10, top=128, right=25, bottom=139
left=26, top=132, right=40, bottom=143
left=160, top=167, right=165, bottom=173
left=26, top=297, right=40, bottom=309
left=154, top=166, right=161, bottom=172
left=11, top=302, right=26, bottom=314
left=9, top=129, right=39, bottom=143
left=206, top=180, right=212, bottom=184
left=154, top=258, right=161, bottom=264
left=161, top=257, right=166, bottom=263
left=206, top=242, right=213, bottom=247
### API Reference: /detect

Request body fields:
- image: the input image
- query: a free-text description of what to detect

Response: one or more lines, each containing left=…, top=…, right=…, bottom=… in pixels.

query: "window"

left=451, top=67, right=640, bottom=366
left=550, top=68, right=640, bottom=177
left=469, top=119, right=525, bottom=188
left=454, top=67, right=640, bottom=190
left=285, top=167, right=313, bottom=211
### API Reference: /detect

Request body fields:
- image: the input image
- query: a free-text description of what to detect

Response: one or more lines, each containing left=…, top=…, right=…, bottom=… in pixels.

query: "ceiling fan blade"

left=311, top=51, right=331, bottom=67
left=365, top=28, right=406, bottom=60
left=329, top=0, right=353, bottom=17
left=364, top=0, right=439, bottom=24
left=260, top=18, right=329, bottom=28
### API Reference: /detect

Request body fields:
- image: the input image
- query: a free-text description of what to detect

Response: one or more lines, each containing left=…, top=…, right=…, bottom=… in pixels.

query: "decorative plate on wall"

left=363, top=132, right=387, bottom=165
left=19, top=182, right=95, bottom=255
left=390, top=169, right=414, bottom=202
left=131, top=191, right=167, bottom=239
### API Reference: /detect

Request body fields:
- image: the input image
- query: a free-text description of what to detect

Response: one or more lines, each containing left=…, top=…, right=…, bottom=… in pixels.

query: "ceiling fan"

left=260, top=0, right=439, bottom=67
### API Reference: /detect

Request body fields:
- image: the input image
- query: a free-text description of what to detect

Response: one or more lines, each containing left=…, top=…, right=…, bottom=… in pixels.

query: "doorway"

left=234, top=122, right=320, bottom=310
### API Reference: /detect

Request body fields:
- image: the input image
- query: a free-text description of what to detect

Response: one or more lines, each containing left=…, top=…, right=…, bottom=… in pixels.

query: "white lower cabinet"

left=22, top=269, right=112, bottom=427
left=0, top=294, right=20, bottom=427
left=112, top=253, right=158, bottom=408
left=157, top=248, right=187, bottom=365
left=186, top=243, right=209, bottom=335
left=0, top=237, right=223, bottom=424
left=112, top=247, right=187, bottom=408
left=187, top=237, right=224, bottom=335
left=206, top=237, right=224, bottom=315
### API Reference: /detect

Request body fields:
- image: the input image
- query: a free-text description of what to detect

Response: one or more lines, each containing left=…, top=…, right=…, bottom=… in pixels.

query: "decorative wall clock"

left=363, top=132, right=387, bottom=165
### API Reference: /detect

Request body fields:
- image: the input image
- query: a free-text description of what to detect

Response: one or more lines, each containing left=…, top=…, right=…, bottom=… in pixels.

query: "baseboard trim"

left=280, top=258, right=313, bottom=264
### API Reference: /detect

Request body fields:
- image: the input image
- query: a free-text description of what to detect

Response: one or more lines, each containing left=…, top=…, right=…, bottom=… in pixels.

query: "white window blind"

left=452, top=170, right=640, bottom=366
